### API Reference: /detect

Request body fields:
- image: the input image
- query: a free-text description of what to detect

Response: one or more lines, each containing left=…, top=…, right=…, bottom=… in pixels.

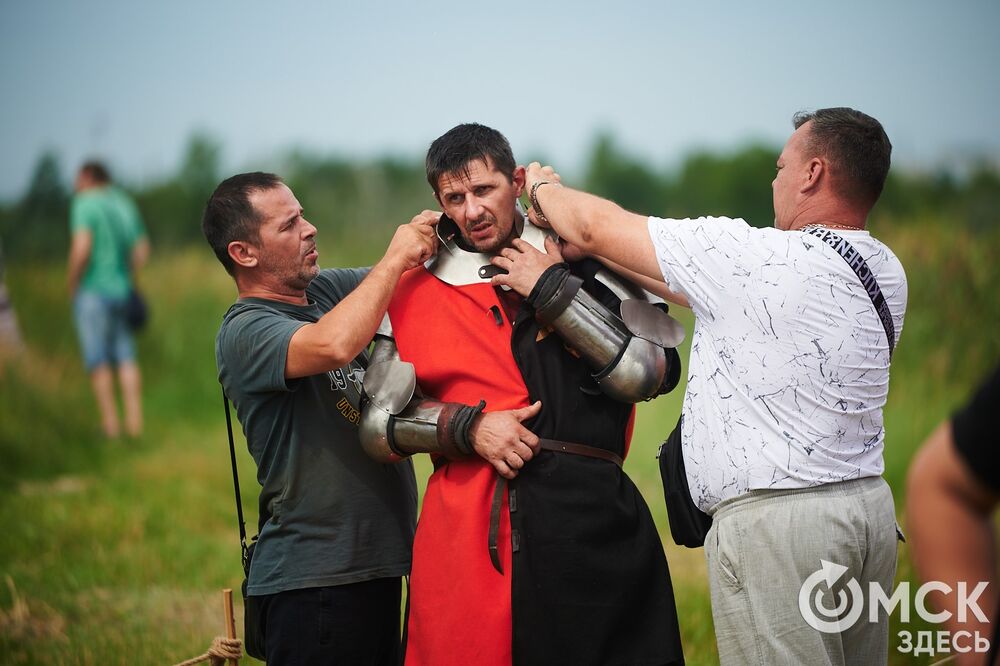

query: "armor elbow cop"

left=530, top=265, right=684, bottom=403
left=359, top=317, right=485, bottom=463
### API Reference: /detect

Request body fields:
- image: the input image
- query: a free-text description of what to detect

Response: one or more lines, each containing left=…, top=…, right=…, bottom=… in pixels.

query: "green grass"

left=0, top=220, right=997, bottom=664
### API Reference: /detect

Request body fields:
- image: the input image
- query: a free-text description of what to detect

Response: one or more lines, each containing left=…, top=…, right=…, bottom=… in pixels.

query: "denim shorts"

left=73, top=290, right=136, bottom=370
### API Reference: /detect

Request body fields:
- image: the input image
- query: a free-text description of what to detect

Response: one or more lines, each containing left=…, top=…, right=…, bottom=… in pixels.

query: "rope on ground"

left=172, top=636, right=243, bottom=666
left=171, top=588, right=244, bottom=665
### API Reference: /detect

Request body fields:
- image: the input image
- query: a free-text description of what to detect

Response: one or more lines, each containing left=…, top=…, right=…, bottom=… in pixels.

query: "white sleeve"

left=646, top=215, right=758, bottom=320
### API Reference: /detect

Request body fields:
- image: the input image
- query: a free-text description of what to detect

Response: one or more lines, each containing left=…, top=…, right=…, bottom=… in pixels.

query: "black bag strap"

left=805, top=227, right=896, bottom=357
left=223, top=388, right=252, bottom=573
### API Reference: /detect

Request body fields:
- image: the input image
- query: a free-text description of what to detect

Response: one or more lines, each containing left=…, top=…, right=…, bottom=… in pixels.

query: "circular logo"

left=798, top=560, right=865, bottom=633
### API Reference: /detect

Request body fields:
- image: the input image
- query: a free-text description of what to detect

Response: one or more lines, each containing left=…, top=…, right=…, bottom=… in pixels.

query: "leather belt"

left=486, top=438, right=624, bottom=574
left=538, top=438, right=623, bottom=467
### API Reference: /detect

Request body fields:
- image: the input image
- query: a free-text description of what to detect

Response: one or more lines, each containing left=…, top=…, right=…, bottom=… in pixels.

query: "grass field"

left=1, top=217, right=997, bottom=664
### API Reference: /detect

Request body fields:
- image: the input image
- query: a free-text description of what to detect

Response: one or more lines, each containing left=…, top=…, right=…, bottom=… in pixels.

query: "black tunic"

left=508, top=259, right=685, bottom=666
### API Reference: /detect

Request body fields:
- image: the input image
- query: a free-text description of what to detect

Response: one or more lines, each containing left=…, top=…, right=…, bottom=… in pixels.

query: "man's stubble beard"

left=467, top=212, right=518, bottom=255
left=261, top=251, right=319, bottom=292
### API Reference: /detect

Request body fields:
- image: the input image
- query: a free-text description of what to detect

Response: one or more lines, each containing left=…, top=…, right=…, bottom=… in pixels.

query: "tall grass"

left=0, top=219, right=997, bottom=664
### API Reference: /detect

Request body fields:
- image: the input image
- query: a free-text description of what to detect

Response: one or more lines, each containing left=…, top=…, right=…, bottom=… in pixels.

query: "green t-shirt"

left=216, top=268, right=417, bottom=596
left=70, top=186, right=146, bottom=298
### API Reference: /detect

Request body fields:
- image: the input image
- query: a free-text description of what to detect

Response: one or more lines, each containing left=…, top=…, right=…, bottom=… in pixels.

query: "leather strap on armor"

left=435, top=400, right=485, bottom=459
left=531, top=264, right=583, bottom=327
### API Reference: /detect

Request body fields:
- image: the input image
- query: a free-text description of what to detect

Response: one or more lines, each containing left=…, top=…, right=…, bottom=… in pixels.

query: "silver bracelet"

left=529, top=180, right=553, bottom=225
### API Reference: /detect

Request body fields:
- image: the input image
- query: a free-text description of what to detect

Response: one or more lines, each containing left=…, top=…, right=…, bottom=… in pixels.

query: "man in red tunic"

left=365, top=124, right=685, bottom=665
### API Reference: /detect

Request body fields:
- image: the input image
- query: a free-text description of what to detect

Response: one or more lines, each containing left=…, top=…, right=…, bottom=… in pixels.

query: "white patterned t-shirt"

left=647, top=216, right=907, bottom=512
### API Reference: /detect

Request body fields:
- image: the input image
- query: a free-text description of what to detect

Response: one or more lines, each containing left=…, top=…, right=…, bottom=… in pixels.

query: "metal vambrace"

left=359, top=392, right=479, bottom=463
left=530, top=265, right=674, bottom=403
left=359, top=328, right=486, bottom=463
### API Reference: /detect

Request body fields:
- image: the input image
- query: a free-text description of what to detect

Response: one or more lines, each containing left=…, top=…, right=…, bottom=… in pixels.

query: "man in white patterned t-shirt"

left=513, top=108, right=906, bottom=665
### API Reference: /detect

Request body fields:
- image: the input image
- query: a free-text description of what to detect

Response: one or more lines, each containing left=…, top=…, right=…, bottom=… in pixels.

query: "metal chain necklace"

left=799, top=222, right=862, bottom=231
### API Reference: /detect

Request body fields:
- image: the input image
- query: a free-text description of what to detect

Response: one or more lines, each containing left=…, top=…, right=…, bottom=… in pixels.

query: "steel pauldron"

left=532, top=266, right=682, bottom=403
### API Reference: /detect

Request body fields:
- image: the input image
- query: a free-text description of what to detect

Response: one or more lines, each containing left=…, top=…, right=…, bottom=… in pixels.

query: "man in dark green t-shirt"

left=202, top=172, right=440, bottom=664
left=204, top=172, right=544, bottom=664
left=202, top=172, right=532, bottom=666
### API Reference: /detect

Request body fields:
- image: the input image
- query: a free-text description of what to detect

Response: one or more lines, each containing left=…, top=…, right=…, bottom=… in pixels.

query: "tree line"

left=2, top=132, right=997, bottom=262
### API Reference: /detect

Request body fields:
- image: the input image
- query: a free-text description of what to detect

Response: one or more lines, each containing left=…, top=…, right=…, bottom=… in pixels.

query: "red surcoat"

left=389, top=267, right=526, bottom=666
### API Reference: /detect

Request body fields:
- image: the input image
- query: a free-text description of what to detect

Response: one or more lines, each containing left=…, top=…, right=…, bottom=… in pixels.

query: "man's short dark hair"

left=80, top=161, right=111, bottom=184
left=425, top=123, right=516, bottom=194
left=793, top=107, right=892, bottom=209
left=201, top=172, right=283, bottom=276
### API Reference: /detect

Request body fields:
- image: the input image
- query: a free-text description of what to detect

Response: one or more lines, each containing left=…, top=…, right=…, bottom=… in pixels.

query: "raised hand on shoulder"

left=489, top=236, right=564, bottom=297
left=383, top=209, right=440, bottom=272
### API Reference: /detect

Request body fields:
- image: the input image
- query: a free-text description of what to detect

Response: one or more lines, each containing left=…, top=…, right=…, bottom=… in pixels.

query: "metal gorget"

left=425, top=203, right=554, bottom=287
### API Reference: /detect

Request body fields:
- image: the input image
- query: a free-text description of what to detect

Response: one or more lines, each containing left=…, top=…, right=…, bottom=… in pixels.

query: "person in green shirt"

left=67, top=161, right=150, bottom=438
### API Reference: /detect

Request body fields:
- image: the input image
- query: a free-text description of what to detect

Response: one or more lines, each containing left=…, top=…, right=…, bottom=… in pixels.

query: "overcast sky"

left=1, top=0, right=997, bottom=200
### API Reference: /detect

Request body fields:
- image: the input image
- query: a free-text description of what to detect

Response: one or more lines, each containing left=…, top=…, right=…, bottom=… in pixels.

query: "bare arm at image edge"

left=907, top=421, right=999, bottom=663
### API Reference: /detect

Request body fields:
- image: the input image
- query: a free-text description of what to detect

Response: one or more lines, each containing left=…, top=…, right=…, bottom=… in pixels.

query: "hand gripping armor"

left=530, top=265, right=685, bottom=403
left=423, top=205, right=685, bottom=404
left=359, top=314, right=485, bottom=463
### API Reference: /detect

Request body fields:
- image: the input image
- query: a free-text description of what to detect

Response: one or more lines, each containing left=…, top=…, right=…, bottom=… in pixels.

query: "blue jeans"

left=73, top=290, right=135, bottom=370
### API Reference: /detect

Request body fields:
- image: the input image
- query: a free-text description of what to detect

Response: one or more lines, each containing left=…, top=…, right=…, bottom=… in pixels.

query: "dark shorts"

left=251, top=577, right=402, bottom=666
